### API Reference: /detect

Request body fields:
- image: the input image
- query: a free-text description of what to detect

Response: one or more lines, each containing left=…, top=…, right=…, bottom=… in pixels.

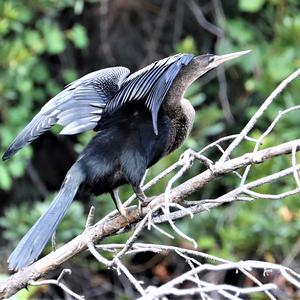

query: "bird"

left=3, top=50, right=250, bottom=270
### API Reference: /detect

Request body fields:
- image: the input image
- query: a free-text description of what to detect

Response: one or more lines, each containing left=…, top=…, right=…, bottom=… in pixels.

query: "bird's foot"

left=138, top=202, right=143, bottom=216
left=133, top=187, right=155, bottom=216
left=118, top=205, right=130, bottom=222
left=138, top=196, right=154, bottom=216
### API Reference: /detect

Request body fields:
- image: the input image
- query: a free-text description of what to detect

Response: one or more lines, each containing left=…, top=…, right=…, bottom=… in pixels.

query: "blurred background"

left=1, top=0, right=300, bottom=299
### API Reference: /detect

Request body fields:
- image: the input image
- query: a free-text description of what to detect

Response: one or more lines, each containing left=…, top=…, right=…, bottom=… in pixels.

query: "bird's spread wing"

left=2, top=67, right=130, bottom=160
left=3, top=54, right=193, bottom=160
left=106, top=53, right=194, bottom=134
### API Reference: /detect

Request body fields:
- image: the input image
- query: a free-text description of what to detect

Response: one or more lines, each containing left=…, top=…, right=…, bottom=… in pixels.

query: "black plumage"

left=3, top=50, right=250, bottom=270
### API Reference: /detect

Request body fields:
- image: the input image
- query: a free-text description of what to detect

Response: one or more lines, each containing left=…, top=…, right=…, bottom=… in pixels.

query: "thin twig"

left=219, top=68, right=300, bottom=163
left=29, top=269, right=84, bottom=300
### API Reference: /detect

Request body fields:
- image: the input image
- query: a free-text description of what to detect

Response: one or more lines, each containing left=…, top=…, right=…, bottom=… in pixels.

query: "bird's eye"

left=208, top=56, right=215, bottom=63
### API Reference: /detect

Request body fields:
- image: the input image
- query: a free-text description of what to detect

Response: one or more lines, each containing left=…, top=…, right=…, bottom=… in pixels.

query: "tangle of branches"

left=1, top=69, right=300, bottom=300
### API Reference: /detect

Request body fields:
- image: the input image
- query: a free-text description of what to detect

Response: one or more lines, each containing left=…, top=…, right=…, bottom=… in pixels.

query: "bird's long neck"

left=160, top=57, right=204, bottom=154
left=163, top=57, right=207, bottom=117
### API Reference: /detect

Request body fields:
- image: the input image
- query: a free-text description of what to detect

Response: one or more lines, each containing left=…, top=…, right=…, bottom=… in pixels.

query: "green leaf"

left=8, top=158, right=25, bottom=178
left=239, top=0, right=265, bottom=12
left=46, top=79, right=61, bottom=96
left=198, top=236, right=215, bottom=250
left=227, top=20, right=254, bottom=44
left=0, top=165, right=12, bottom=191
left=67, top=24, right=88, bottom=49
left=62, top=68, right=77, bottom=83
left=0, top=19, right=9, bottom=35
left=266, top=49, right=295, bottom=81
left=32, top=63, right=49, bottom=83
left=43, top=24, right=66, bottom=54
left=25, top=30, right=45, bottom=54
left=175, top=36, right=198, bottom=54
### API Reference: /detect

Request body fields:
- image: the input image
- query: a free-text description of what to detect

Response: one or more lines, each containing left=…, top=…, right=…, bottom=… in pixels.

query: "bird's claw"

left=138, top=196, right=154, bottom=216
left=118, top=206, right=130, bottom=223
left=138, top=202, right=143, bottom=216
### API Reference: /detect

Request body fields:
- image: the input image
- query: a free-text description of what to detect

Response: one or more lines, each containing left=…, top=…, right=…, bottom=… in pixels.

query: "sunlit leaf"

left=0, top=165, right=12, bottom=190
left=239, top=0, right=265, bottom=12
left=67, top=24, right=88, bottom=49
left=175, top=36, right=198, bottom=54
left=43, top=23, right=66, bottom=54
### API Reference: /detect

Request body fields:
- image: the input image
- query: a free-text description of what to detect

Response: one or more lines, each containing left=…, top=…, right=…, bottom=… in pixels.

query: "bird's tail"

left=8, top=163, right=85, bottom=270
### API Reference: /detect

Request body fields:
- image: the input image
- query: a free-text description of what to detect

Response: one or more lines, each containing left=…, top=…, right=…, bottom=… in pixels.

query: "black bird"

left=3, top=50, right=250, bottom=270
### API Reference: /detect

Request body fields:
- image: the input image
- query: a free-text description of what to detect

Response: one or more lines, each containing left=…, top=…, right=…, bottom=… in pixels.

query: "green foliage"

left=0, top=0, right=89, bottom=190
left=220, top=1, right=300, bottom=95
left=67, top=24, right=89, bottom=49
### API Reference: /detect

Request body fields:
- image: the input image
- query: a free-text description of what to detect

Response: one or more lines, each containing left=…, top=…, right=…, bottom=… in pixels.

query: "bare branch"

left=241, top=104, right=300, bottom=185
left=138, top=260, right=300, bottom=300
left=28, top=269, right=84, bottom=300
left=2, top=67, right=300, bottom=299
left=219, top=68, right=300, bottom=163
left=1, top=137, right=300, bottom=299
left=187, top=0, right=223, bottom=37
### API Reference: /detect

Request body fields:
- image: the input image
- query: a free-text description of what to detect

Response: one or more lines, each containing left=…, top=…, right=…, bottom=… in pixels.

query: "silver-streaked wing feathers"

left=2, top=67, right=130, bottom=160
left=3, top=54, right=193, bottom=161
left=107, top=53, right=194, bottom=133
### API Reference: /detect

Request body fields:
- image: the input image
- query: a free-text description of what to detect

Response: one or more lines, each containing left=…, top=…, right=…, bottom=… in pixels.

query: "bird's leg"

left=134, top=186, right=147, bottom=204
left=133, top=186, right=152, bottom=215
left=111, top=188, right=127, bottom=219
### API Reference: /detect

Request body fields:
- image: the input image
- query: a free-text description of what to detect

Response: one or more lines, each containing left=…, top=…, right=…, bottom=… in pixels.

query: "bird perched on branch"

left=3, top=50, right=250, bottom=270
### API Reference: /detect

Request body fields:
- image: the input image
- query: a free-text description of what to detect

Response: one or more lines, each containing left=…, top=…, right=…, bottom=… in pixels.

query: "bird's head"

left=164, top=50, right=251, bottom=119
left=191, top=49, right=251, bottom=77
left=169, top=50, right=251, bottom=99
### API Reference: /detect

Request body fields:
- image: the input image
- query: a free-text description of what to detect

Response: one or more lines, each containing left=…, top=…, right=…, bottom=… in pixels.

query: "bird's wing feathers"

left=106, top=53, right=194, bottom=133
left=3, top=54, right=193, bottom=160
left=2, top=67, right=130, bottom=160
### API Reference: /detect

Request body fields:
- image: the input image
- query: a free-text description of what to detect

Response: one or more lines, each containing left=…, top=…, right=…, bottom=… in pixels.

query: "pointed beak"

left=210, top=50, right=251, bottom=68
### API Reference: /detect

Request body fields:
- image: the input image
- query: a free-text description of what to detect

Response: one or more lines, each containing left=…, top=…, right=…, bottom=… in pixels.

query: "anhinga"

left=3, top=50, right=250, bottom=270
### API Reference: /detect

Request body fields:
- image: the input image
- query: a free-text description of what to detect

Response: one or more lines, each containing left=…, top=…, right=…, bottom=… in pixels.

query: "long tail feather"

left=8, top=164, right=84, bottom=270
